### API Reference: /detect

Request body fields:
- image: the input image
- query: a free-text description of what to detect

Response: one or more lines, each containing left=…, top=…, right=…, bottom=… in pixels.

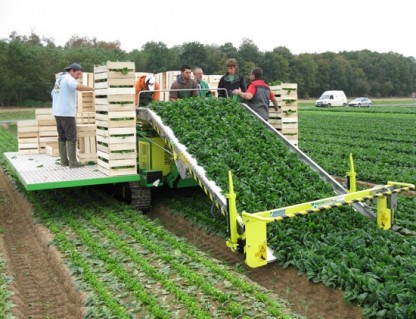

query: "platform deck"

left=4, top=152, right=139, bottom=191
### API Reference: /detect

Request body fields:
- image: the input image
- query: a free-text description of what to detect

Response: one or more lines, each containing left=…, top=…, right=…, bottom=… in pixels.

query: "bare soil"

left=0, top=168, right=85, bottom=318
left=149, top=204, right=364, bottom=319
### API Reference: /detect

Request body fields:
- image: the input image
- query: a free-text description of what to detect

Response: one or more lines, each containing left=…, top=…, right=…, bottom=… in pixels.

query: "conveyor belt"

left=137, top=108, right=228, bottom=214
left=240, top=103, right=376, bottom=219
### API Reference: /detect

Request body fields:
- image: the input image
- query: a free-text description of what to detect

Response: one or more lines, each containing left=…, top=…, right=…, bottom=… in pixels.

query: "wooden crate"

left=17, top=120, right=38, bottom=138
left=45, top=142, right=59, bottom=157
left=17, top=120, right=39, bottom=154
left=97, top=164, right=137, bottom=177
left=77, top=91, right=95, bottom=112
left=95, top=111, right=136, bottom=128
left=36, top=108, right=55, bottom=126
left=95, top=95, right=136, bottom=112
left=76, top=124, right=97, bottom=164
left=94, top=62, right=135, bottom=82
left=81, top=72, right=94, bottom=87
left=76, top=112, right=95, bottom=124
left=96, top=127, right=136, bottom=144
left=77, top=150, right=97, bottom=164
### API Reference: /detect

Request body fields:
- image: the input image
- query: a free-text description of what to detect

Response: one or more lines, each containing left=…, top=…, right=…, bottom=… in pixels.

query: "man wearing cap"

left=51, top=63, right=94, bottom=168
left=135, top=74, right=160, bottom=107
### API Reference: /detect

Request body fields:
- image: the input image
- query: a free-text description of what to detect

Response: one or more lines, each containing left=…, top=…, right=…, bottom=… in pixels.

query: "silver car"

left=348, top=97, right=372, bottom=107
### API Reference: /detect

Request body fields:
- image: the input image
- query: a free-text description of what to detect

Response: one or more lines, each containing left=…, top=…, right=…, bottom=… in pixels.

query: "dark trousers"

left=55, top=116, right=77, bottom=142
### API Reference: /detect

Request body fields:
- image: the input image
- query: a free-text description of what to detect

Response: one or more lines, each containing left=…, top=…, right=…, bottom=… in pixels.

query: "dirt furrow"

left=0, top=168, right=85, bottom=318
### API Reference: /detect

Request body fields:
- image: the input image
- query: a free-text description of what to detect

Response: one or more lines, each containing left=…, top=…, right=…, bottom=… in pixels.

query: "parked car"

left=315, top=90, right=347, bottom=107
left=348, top=97, right=372, bottom=107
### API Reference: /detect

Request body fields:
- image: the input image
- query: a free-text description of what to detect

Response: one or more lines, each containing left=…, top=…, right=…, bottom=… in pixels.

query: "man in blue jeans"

left=51, top=63, right=94, bottom=168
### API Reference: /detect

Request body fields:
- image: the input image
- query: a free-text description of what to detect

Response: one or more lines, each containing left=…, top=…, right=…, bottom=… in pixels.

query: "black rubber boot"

left=67, top=141, right=84, bottom=168
left=58, top=140, right=69, bottom=167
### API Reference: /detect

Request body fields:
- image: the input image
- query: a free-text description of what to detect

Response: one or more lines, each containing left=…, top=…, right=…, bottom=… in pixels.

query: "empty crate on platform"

left=268, top=83, right=298, bottom=146
left=76, top=124, right=97, bottom=164
left=17, top=120, right=39, bottom=154
left=35, top=109, right=58, bottom=153
left=94, top=61, right=137, bottom=176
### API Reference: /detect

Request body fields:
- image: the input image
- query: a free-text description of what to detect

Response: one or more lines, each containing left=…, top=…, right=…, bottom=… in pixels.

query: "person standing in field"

left=169, top=64, right=199, bottom=101
left=135, top=74, right=160, bottom=106
left=51, top=63, right=94, bottom=168
left=218, top=58, right=247, bottom=100
left=232, top=67, right=279, bottom=121
left=193, top=67, right=212, bottom=98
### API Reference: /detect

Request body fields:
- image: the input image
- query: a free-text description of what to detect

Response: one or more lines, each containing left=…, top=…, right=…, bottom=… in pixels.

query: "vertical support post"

left=376, top=196, right=392, bottom=230
left=242, top=212, right=268, bottom=268
left=225, top=171, right=239, bottom=251
left=346, top=153, right=357, bottom=193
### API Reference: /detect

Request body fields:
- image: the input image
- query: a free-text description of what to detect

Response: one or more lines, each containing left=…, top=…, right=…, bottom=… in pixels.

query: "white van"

left=315, top=90, right=347, bottom=107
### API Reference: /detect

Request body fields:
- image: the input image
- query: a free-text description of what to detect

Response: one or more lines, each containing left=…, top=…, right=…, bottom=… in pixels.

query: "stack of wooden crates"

left=268, top=83, right=298, bottom=146
left=94, top=62, right=137, bottom=176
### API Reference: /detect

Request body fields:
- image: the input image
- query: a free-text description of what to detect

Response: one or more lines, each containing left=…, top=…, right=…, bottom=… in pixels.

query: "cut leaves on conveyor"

left=148, top=97, right=334, bottom=214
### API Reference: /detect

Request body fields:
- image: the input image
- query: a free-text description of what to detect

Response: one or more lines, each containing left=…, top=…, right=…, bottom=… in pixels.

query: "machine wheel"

left=122, top=182, right=151, bottom=212
left=358, top=103, right=361, bottom=107
left=327, top=103, right=331, bottom=107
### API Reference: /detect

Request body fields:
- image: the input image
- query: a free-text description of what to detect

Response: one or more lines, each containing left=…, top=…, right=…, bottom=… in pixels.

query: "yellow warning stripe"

left=271, top=185, right=414, bottom=222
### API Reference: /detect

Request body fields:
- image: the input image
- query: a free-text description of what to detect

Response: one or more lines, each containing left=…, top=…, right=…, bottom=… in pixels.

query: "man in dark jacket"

left=232, top=67, right=279, bottom=121
left=169, top=64, right=199, bottom=101
left=218, top=58, right=246, bottom=99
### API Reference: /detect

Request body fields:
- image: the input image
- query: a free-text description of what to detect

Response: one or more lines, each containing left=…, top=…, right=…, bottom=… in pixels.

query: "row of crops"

left=298, top=106, right=416, bottom=184
left=0, top=126, right=294, bottom=319
left=148, top=99, right=416, bottom=318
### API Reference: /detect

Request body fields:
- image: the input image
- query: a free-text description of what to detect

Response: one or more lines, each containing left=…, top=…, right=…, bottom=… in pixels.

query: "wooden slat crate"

left=45, top=142, right=59, bottom=157
left=17, top=120, right=40, bottom=154
left=95, top=111, right=136, bottom=128
left=94, top=62, right=135, bottom=82
left=77, top=124, right=97, bottom=164
left=77, top=91, right=95, bottom=112
left=35, top=108, right=56, bottom=126
left=76, top=112, right=96, bottom=124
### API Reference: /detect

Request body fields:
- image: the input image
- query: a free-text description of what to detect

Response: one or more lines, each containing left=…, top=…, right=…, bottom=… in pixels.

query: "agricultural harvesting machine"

left=4, top=92, right=414, bottom=268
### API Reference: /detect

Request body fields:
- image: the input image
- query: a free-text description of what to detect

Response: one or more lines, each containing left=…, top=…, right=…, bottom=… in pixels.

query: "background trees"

left=1, top=32, right=415, bottom=106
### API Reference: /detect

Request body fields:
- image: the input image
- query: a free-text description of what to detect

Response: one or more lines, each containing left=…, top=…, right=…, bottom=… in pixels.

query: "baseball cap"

left=64, top=63, right=83, bottom=71
left=145, top=74, right=155, bottom=91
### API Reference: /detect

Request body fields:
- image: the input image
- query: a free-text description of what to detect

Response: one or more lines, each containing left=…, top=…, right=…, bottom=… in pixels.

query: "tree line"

left=1, top=32, right=415, bottom=106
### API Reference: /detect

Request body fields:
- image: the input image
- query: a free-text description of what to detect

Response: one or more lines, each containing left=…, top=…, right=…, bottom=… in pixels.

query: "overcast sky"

left=1, top=0, right=414, bottom=58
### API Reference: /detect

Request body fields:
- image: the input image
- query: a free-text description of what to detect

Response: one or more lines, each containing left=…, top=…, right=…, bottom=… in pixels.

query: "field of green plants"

left=0, top=125, right=293, bottom=319
left=148, top=98, right=416, bottom=318
left=298, top=105, right=416, bottom=184
left=1, top=99, right=415, bottom=318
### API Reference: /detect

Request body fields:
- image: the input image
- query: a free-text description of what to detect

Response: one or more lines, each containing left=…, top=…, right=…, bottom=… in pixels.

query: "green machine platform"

left=4, top=152, right=139, bottom=191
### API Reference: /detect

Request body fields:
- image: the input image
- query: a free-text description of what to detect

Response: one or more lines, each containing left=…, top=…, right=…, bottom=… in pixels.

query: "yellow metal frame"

left=225, top=168, right=415, bottom=268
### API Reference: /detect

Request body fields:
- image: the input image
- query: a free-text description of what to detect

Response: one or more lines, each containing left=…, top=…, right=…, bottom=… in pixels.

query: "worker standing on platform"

left=218, top=58, right=247, bottom=100
left=169, top=64, right=199, bottom=101
left=51, top=63, right=94, bottom=168
left=232, top=67, right=279, bottom=121
left=193, top=67, right=212, bottom=98
left=135, top=74, right=160, bottom=106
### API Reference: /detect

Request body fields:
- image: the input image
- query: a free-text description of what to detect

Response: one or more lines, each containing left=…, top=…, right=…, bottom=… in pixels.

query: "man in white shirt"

left=51, top=63, right=94, bottom=168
